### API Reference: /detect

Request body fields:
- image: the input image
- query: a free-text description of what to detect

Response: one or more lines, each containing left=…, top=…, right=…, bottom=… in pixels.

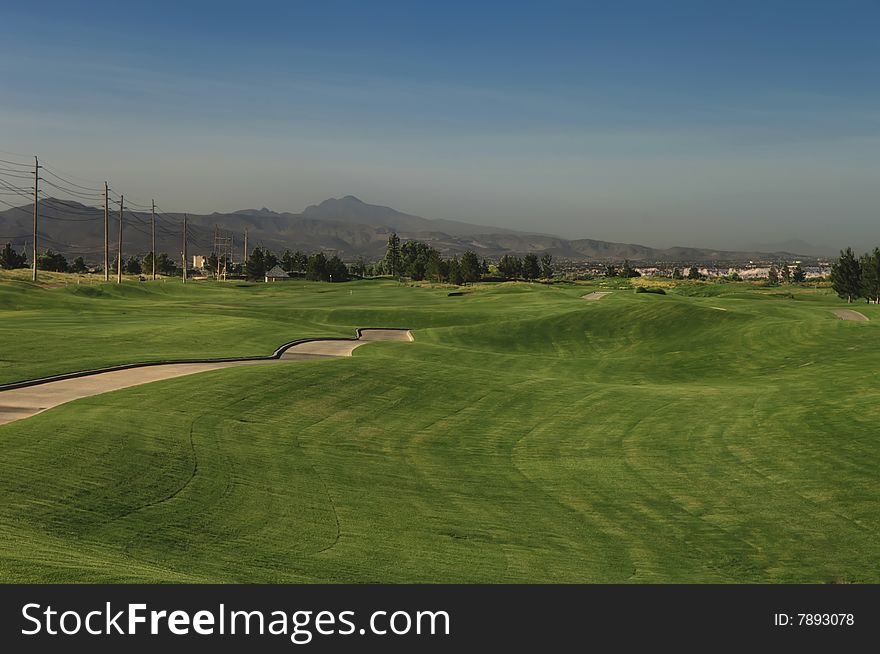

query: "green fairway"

left=0, top=276, right=878, bottom=582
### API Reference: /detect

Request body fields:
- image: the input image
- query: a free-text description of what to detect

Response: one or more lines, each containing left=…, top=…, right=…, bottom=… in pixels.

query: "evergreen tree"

left=687, top=266, right=702, bottom=280
left=540, top=252, right=553, bottom=279
left=264, top=250, right=278, bottom=271
left=791, top=262, right=807, bottom=284
left=384, top=232, right=402, bottom=278
left=621, top=259, right=641, bottom=278
left=767, top=264, right=779, bottom=285
left=327, top=255, right=349, bottom=281
left=281, top=249, right=295, bottom=272
left=245, top=247, right=267, bottom=280
left=859, top=247, right=880, bottom=304
left=498, top=255, right=522, bottom=280
left=604, top=264, right=618, bottom=277
left=780, top=260, right=791, bottom=284
left=206, top=252, right=219, bottom=275
left=671, top=267, right=682, bottom=280
left=125, top=256, right=141, bottom=274
left=406, top=258, right=426, bottom=281
left=36, top=250, right=68, bottom=272
left=426, top=250, right=444, bottom=282
left=156, top=253, right=177, bottom=275
left=448, top=256, right=463, bottom=285
left=830, top=247, right=861, bottom=303
left=522, top=253, right=540, bottom=280
left=307, top=252, right=329, bottom=281
left=0, top=242, right=27, bottom=269
left=293, top=251, right=308, bottom=272
left=143, top=252, right=155, bottom=276
left=460, top=250, right=481, bottom=282
left=71, top=256, right=87, bottom=273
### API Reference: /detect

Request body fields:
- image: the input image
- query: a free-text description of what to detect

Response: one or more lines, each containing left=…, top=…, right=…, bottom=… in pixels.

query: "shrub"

left=635, top=286, right=666, bottom=295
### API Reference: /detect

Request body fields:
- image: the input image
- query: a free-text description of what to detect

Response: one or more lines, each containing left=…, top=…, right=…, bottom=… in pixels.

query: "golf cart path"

left=0, top=329, right=413, bottom=427
left=831, top=309, right=869, bottom=321
left=582, top=292, right=611, bottom=301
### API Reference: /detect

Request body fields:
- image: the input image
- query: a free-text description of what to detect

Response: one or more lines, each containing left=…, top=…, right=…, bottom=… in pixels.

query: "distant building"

left=264, top=265, right=290, bottom=282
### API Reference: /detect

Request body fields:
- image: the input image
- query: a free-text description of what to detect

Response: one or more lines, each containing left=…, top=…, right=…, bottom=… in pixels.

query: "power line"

left=39, top=166, right=104, bottom=193
left=39, top=177, right=104, bottom=201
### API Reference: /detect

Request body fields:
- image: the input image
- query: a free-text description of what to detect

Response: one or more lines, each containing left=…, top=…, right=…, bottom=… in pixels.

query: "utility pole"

left=32, top=156, right=40, bottom=282
left=103, top=182, right=109, bottom=281
left=182, top=213, right=187, bottom=284
left=151, top=199, right=156, bottom=280
left=214, top=224, right=221, bottom=280
left=117, top=195, right=124, bottom=283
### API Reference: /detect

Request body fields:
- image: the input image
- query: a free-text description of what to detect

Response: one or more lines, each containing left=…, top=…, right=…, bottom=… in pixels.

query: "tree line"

left=1, top=242, right=93, bottom=274
left=374, top=233, right=554, bottom=283
left=245, top=247, right=351, bottom=282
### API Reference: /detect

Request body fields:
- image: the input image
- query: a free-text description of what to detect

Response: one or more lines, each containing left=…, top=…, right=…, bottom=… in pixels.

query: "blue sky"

left=1, top=0, right=877, bottom=249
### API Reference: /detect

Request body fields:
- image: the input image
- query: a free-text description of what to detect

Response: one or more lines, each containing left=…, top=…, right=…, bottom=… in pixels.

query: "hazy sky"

left=1, top=0, right=877, bottom=249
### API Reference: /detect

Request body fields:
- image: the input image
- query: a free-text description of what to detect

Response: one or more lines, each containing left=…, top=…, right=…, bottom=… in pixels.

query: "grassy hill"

left=0, top=275, right=878, bottom=582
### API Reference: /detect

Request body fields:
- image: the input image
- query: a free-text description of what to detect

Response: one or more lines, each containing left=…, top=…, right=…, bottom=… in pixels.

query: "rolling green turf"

left=0, top=276, right=879, bottom=582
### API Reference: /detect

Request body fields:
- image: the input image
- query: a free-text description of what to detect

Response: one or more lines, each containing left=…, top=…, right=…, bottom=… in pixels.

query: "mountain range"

left=0, top=195, right=824, bottom=264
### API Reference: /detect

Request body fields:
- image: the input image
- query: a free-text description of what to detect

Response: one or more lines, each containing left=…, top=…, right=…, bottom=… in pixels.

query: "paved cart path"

left=0, top=329, right=413, bottom=426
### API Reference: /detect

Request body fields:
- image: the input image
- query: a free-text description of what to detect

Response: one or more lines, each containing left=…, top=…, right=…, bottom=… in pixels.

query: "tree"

left=767, top=264, right=779, bottom=285
left=306, top=252, right=329, bottom=281
left=522, top=253, right=540, bottom=280
left=604, top=264, right=618, bottom=277
left=830, top=247, right=861, bottom=303
left=281, top=249, right=309, bottom=274
left=791, top=262, right=807, bottom=284
left=281, top=249, right=295, bottom=272
left=206, top=252, right=219, bottom=275
left=294, top=251, right=308, bottom=272
left=426, top=250, right=444, bottom=282
left=687, top=266, right=701, bottom=280
left=405, top=258, right=427, bottom=281
left=540, top=252, right=553, bottom=279
left=448, top=256, right=463, bottom=285
left=264, top=250, right=278, bottom=271
left=401, top=241, right=434, bottom=281
left=498, top=255, right=522, bottom=280
left=155, top=253, right=177, bottom=276
left=245, top=247, right=267, bottom=281
left=621, top=259, right=641, bottom=278
left=327, top=255, right=349, bottom=282
left=460, top=250, right=481, bottom=283
left=125, top=256, right=141, bottom=274
left=384, top=232, right=402, bottom=278
left=71, top=256, right=87, bottom=273
left=780, top=260, right=791, bottom=284
left=0, top=242, right=27, bottom=269
left=36, top=249, right=68, bottom=272
left=860, top=247, right=880, bottom=304
left=671, top=267, right=683, bottom=280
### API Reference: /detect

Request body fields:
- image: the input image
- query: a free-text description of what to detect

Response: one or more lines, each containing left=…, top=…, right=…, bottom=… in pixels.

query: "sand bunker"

left=831, top=309, right=869, bottom=322
left=581, top=292, right=611, bottom=301
left=0, top=329, right=413, bottom=426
